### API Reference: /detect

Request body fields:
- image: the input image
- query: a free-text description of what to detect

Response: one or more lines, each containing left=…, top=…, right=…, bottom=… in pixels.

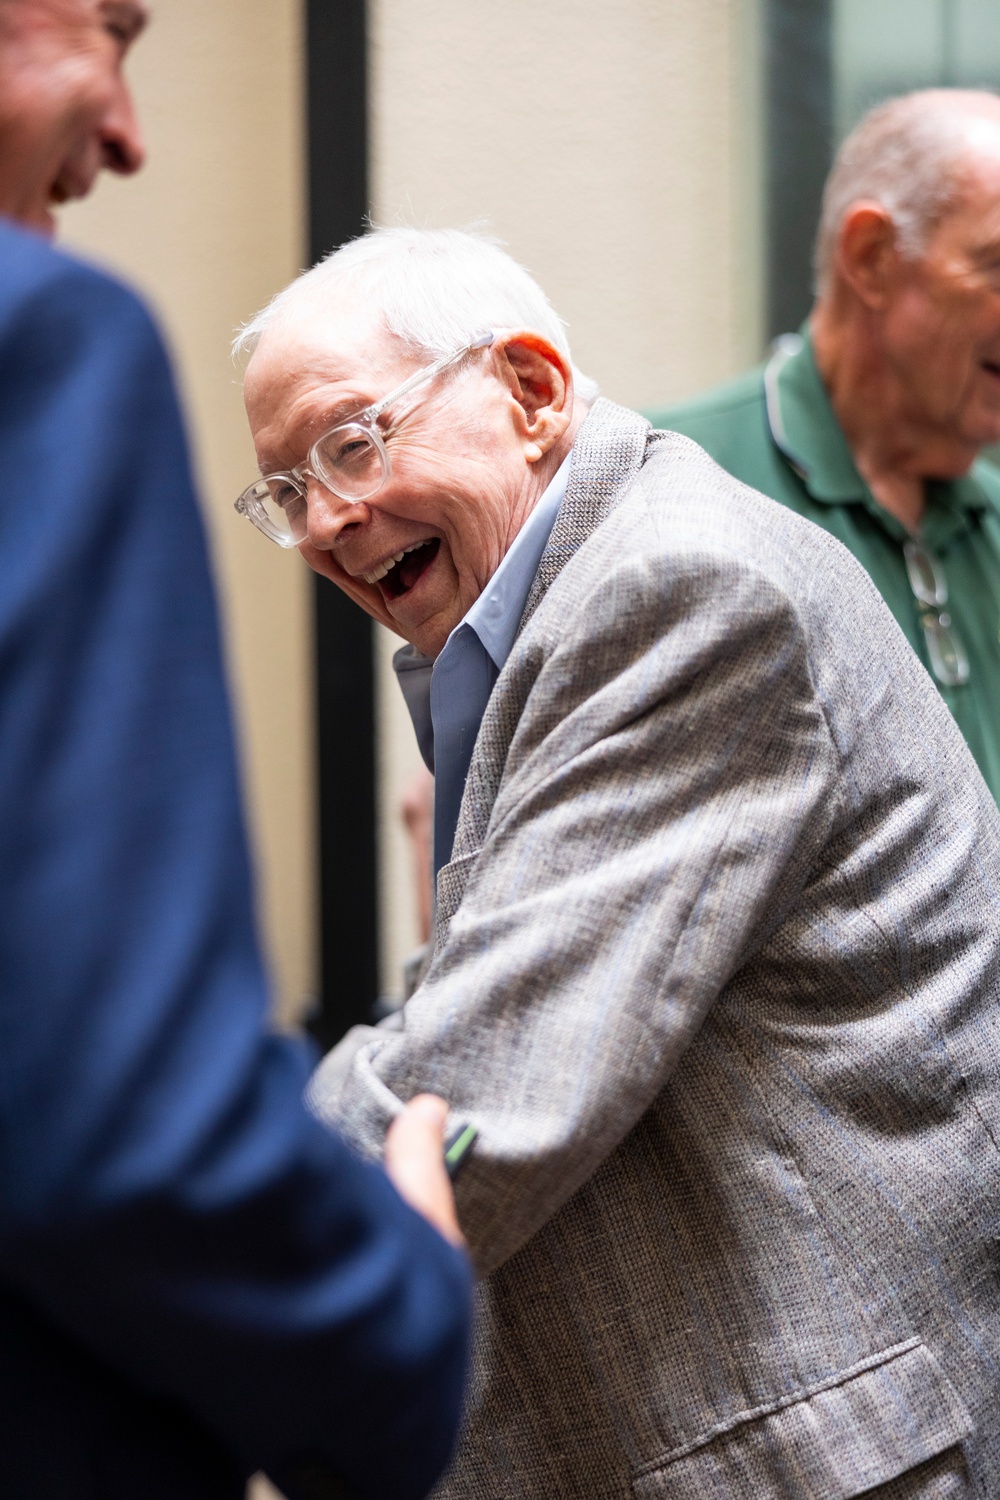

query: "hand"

left=384, top=1094, right=465, bottom=1249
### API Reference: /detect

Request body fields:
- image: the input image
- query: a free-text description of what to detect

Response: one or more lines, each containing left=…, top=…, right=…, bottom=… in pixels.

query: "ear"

left=835, top=201, right=900, bottom=309
left=494, top=333, right=573, bottom=463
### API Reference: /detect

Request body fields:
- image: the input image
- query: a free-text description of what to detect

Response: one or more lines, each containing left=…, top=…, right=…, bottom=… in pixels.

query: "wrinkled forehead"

left=244, top=301, right=421, bottom=417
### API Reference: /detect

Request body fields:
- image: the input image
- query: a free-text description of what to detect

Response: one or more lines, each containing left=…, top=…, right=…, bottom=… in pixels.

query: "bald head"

left=815, top=89, right=1000, bottom=297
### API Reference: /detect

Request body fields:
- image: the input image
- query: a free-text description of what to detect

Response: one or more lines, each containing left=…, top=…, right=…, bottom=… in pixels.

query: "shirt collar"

left=764, top=328, right=866, bottom=502
left=461, top=450, right=572, bottom=670
left=765, top=327, right=990, bottom=538
left=391, top=449, right=573, bottom=770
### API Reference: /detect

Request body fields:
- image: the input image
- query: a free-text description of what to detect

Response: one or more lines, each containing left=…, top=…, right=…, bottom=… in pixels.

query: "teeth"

left=360, top=539, right=431, bottom=586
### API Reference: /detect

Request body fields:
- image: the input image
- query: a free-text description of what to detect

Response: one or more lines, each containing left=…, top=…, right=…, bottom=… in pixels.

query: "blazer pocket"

left=631, top=1339, right=972, bottom=1500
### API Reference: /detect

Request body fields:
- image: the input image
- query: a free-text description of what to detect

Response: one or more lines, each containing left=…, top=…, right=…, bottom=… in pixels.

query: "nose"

left=100, top=77, right=146, bottom=176
left=303, top=475, right=371, bottom=549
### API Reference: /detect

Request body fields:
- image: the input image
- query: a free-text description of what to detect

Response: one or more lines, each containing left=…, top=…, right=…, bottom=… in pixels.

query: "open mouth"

left=362, top=538, right=441, bottom=600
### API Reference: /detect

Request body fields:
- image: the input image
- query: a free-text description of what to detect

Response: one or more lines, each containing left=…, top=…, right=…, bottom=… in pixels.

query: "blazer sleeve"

left=0, top=237, right=469, bottom=1500
left=312, top=467, right=843, bottom=1278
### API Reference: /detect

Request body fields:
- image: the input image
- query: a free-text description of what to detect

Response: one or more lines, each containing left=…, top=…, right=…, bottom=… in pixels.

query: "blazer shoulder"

left=565, top=429, right=871, bottom=635
left=529, top=435, right=805, bottom=645
left=635, top=427, right=834, bottom=547
left=530, top=408, right=853, bottom=666
left=0, top=220, right=160, bottom=352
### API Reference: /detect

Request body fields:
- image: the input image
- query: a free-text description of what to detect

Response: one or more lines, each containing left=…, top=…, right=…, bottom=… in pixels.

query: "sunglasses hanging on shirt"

left=902, top=539, right=970, bottom=688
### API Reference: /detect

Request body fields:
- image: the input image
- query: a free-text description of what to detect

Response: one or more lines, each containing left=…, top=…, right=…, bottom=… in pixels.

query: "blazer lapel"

left=434, top=399, right=654, bottom=945
left=519, top=398, right=654, bottom=630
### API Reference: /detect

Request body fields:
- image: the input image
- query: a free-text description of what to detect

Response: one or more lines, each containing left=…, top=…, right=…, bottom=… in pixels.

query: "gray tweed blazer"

left=311, top=398, right=1000, bottom=1499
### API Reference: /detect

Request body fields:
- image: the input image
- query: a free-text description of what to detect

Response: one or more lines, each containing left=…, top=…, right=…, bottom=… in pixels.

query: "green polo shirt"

left=646, top=332, right=1000, bottom=803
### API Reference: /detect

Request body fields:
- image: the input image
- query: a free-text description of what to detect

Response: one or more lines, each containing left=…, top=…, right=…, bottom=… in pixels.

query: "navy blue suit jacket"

left=0, top=221, right=470, bottom=1500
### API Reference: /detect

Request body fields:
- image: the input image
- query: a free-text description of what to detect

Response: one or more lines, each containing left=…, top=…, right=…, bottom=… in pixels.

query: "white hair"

left=234, top=225, right=599, bottom=404
left=814, top=88, right=1000, bottom=297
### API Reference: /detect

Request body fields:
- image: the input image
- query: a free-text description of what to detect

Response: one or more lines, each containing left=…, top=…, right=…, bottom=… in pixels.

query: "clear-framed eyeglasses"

left=902, top=538, right=969, bottom=688
left=235, top=329, right=495, bottom=548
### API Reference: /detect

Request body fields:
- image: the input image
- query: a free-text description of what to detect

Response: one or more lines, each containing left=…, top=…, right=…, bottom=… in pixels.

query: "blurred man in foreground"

left=650, top=89, right=1000, bottom=802
left=0, top=5, right=470, bottom=1499
left=238, top=226, right=1000, bottom=1498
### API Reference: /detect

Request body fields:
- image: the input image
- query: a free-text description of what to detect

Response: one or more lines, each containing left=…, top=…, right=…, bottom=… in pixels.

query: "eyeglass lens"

left=248, top=477, right=308, bottom=546
left=312, top=423, right=386, bottom=500
left=243, top=425, right=389, bottom=546
left=902, top=539, right=969, bottom=688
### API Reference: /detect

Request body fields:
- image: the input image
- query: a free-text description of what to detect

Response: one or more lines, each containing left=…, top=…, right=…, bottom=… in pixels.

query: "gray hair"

left=234, top=225, right=599, bottom=404
left=814, top=88, right=1000, bottom=297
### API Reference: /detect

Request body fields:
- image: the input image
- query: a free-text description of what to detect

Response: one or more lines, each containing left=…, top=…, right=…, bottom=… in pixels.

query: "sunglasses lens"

left=904, top=540, right=947, bottom=606
left=923, top=612, right=970, bottom=687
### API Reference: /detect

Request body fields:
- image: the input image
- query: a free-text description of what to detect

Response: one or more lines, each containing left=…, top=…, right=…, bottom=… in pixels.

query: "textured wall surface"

left=370, top=0, right=765, bottom=993
left=61, top=0, right=315, bottom=1024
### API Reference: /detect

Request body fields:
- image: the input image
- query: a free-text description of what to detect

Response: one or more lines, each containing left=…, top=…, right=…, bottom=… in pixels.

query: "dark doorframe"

left=306, top=0, right=379, bottom=1049
left=765, top=0, right=833, bottom=340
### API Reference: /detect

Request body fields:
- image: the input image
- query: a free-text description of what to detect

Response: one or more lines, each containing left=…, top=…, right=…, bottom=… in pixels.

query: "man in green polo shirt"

left=648, top=88, right=1000, bottom=802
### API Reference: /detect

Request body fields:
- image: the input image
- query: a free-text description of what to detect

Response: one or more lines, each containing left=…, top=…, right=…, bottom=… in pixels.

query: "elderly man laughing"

left=237, top=228, right=1000, bottom=1500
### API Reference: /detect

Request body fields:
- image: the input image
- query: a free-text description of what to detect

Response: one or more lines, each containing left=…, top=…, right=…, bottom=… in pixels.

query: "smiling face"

left=244, top=303, right=574, bottom=656
left=0, top=0, right=146, bottom=235
left=879, top=131, right=1000, bottom=452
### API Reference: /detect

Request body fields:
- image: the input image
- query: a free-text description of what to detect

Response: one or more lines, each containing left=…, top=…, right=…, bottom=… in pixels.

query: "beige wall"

left=370, top=0, right=764, bottom=410
left=61, top=0, right=315, bottom=1025
left=371, top=0, right=766, bottom=995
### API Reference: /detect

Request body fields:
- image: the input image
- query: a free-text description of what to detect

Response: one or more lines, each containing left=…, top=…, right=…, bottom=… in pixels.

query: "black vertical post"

left=306, top=0, right=378, bottom=1050
left=765, top=0, right=834, bottom=340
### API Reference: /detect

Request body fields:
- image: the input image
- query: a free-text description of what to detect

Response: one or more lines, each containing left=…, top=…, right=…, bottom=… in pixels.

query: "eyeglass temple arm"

left=365, top=330, right=495, bottom=421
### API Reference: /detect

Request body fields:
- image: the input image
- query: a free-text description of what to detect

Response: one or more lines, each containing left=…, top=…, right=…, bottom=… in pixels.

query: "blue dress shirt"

left=394, top=454, right=572, bottom=877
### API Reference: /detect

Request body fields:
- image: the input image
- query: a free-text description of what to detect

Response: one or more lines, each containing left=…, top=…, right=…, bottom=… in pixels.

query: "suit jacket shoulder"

left=0, top=217, right=161, bottom=353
